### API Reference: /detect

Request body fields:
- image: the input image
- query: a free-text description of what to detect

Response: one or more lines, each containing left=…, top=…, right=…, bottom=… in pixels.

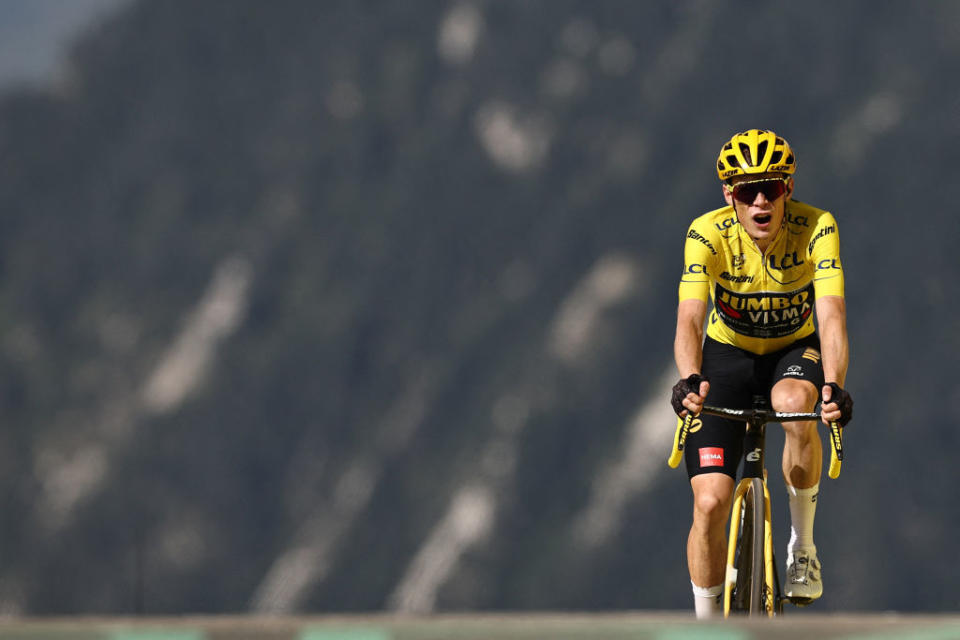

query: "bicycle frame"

left=668, top=397, right=845, bottom=617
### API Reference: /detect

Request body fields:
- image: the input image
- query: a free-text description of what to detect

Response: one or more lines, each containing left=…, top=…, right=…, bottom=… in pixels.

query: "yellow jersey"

left=678, top=200, right=844, bottom=355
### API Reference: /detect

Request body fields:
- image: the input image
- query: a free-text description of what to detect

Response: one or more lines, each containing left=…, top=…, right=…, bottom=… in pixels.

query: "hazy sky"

left=0, top=0, right=128, bottom=87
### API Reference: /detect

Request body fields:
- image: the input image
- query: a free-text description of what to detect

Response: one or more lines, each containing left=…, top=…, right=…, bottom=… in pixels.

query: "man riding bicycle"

left=671, top=129, right=853, bottom=618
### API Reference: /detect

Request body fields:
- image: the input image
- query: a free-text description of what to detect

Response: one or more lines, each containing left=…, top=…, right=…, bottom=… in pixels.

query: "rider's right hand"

left=671, top=374, right=710, bottom=417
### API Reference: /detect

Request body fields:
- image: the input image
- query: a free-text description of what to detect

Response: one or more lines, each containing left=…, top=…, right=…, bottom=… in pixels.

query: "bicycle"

left=668, top=395, right=845, bottom=617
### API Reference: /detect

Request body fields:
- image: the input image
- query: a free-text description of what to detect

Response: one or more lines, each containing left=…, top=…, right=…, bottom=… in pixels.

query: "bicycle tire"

left=771, top=548, right=784, bottom=615
left=732, top=478, right=765, bottom=614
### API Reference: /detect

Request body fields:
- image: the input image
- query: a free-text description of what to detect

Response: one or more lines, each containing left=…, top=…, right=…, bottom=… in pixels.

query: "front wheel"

left=731, top=478, right=765, bottom=614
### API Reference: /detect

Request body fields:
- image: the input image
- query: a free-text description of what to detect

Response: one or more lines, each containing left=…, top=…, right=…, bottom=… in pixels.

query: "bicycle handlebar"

left=667, top=405, right=844, bottom=479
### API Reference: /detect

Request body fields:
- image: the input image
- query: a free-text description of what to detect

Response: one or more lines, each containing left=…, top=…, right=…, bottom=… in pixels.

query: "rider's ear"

left=785, top=177, right=794, bottom=199
left=722, top=183, right=734, bottom=206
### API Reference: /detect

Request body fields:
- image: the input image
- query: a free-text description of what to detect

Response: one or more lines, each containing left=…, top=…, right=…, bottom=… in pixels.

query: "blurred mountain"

left=0, top=0, right=957, bottom=615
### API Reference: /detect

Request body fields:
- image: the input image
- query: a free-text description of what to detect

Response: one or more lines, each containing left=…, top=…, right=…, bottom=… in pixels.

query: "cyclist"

left=671, top=129, right=853, bottom=618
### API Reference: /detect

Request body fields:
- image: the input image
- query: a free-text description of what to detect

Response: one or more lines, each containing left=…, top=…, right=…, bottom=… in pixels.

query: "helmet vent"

left=756, top=140, right=769, bottom=162
left=737, top=143, right=752, bottom=164
left=769, top=151, right=783, bottom=165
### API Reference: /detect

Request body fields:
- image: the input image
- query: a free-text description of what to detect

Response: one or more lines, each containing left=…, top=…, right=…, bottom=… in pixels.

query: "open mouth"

left=753, top=213, right=772, bottom=226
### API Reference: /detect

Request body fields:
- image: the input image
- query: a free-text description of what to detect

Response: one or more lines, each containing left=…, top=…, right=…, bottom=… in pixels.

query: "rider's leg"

left=771, top=378, right=823, bottom=599
left=686, top=337, right=751, bottom=615
left=771, top=378, right=821, bottom=489
left=771, top=378, right=821, bottom=546
left=688, top=472, right=734, bottom=618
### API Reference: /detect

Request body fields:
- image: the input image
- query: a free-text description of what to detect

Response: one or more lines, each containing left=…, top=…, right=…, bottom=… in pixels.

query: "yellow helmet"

left=716, top=129, right=796, bottom=181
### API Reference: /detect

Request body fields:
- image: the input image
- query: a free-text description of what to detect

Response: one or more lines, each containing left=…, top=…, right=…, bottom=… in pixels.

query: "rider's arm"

left=817, top=294, right=850, bottom=426
left=674, top=298, right=707, bottom=378
left=674, top=298, right=710, bottom=416
left=675, top=217, right=715, bottom=377
left=809, top=211, right=848, bottom=389
left=674, top=217, right=716, bottom=413
left=816, top=295, right=848, bottom=386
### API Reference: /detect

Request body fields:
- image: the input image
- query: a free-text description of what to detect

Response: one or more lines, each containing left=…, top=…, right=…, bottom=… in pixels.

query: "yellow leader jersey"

left=678, top=199, right=844, bottom=355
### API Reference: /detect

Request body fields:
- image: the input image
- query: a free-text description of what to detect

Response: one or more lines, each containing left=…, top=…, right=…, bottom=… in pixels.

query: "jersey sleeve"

left=678, top=220, right=716, bottom=302
left=808, top=211, right=845, bottom=298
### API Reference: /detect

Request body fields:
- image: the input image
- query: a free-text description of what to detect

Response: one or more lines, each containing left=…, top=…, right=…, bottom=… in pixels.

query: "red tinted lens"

left=732, top=180, right=786, bottom=204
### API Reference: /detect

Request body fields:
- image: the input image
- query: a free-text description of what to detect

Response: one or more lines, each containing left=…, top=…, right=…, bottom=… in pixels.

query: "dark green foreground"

left=3, top=613, right=960, bottom=640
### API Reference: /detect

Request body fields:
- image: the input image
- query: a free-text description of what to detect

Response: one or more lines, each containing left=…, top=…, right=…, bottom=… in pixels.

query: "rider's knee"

left=771, top=382, right=817, bottom=414
left=693, top=486, right=731, bottom=524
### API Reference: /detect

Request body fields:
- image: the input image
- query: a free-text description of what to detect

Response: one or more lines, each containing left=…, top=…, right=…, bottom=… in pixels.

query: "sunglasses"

left=729, top=179, right=788, bottom=204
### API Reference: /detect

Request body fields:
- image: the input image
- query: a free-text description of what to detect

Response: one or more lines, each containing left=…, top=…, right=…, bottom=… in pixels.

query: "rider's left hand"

left=821, top=382, right=853, bottom=426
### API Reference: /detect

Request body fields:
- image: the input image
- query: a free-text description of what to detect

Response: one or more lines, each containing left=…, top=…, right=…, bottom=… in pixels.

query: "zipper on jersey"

left=736, top=207, right=788, bottom=291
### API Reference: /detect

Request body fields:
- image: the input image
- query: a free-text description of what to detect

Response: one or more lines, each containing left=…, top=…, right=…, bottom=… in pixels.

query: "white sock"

left=786, top=483, right=819, bottom=557
left=691, top=582, right=722, bottom=619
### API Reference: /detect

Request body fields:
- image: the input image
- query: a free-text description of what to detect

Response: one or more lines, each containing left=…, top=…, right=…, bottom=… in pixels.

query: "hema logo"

left=699, top=447, right=724, bottom=467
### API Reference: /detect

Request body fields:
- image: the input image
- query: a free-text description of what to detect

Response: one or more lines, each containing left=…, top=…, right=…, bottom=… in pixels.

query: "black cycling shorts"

left=684, top=334, right=825, bottom=480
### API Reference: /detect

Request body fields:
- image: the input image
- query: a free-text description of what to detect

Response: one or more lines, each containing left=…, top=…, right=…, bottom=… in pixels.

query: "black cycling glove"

left=671, top=373, right=707, bottom=416
left=824, top=382, right=853, bottom=426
